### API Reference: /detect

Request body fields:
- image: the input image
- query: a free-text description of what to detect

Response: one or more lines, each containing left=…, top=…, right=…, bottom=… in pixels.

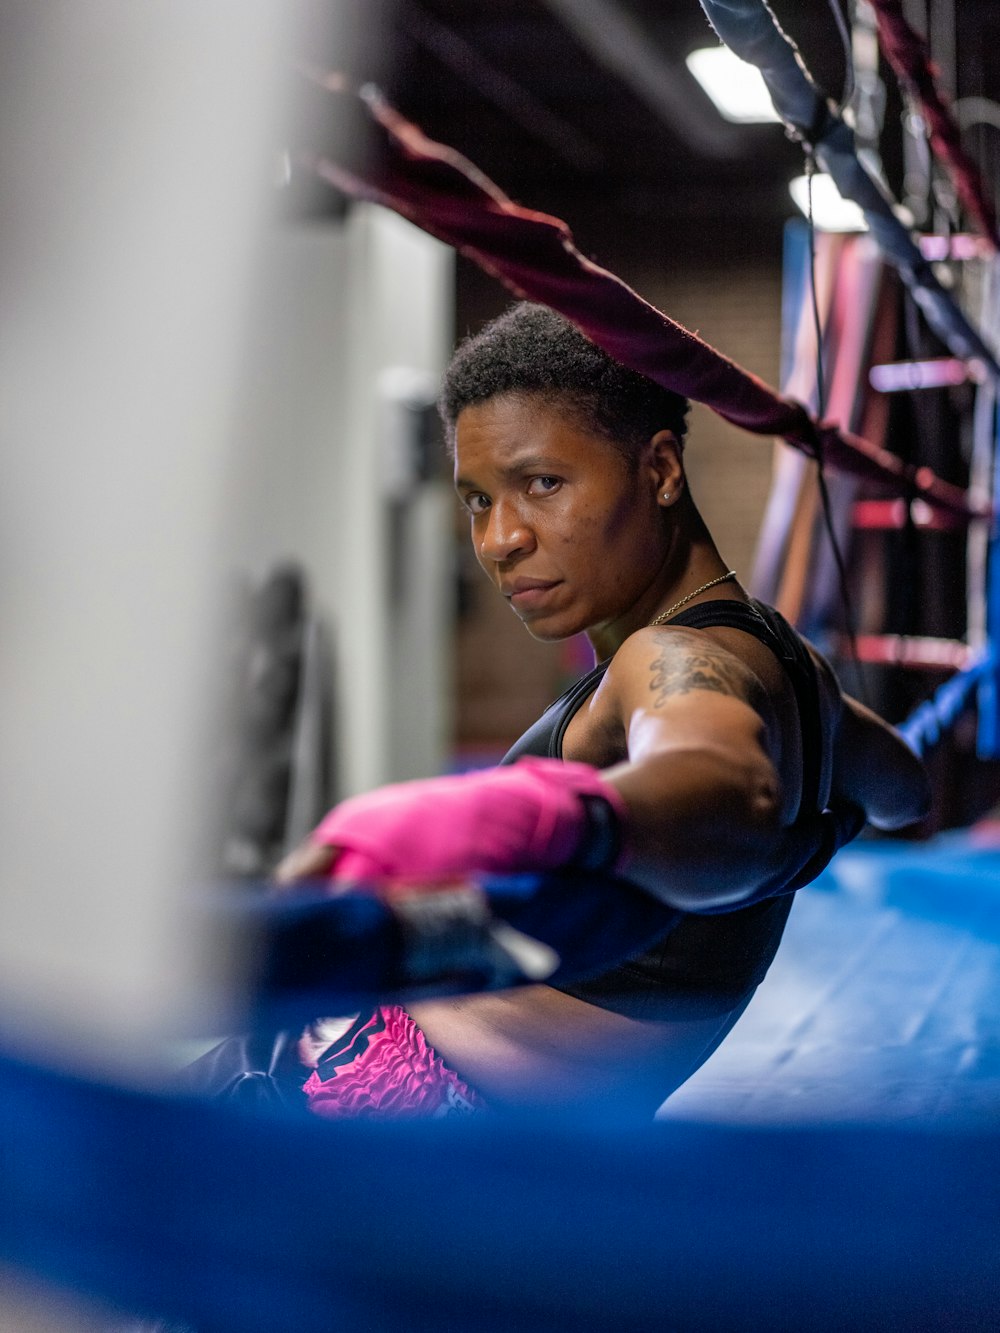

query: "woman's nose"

left=479, top=500, right=534, bottom=563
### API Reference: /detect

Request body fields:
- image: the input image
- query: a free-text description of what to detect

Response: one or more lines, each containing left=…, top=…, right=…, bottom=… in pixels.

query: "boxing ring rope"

left=698, top=1, right=1000, bottom=754
left=697, top=0, right=1000, bottom=385
left=303, top=37, right=1000, bottom=723
left=973, top=325, right=1000, bottom=755
left=300, top=76, right=978, bottom=523
left=302, top=75, right=1000, bottom=753
left=868, top=0, right=999, bottom=250
left=898, top=650, right=997, bottom=756
left=226, top=870, right=680, bottom=1024
left=1, top=1043, right=996, bottom=1333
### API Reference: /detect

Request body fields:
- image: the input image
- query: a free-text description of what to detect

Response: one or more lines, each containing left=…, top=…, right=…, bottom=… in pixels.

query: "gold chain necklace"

left=648, top=571, right=738, bottom=628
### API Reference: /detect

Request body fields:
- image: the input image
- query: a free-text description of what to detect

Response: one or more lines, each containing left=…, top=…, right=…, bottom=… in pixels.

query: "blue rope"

left=216, top=870, right=679, bottom=1029
left=0, top=1046, right=997, bottom=1331
left=698, top=0, right=1000, bottom=387
left=976, top=266, right=1000, bottom=757
left=897, top=653, right=995, bottom=756
left=696, top=2, right=1000, bottom=762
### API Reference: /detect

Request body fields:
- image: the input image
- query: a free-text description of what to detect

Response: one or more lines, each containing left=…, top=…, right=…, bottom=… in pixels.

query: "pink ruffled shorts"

left=302, top=1005, right=485, bottom=1120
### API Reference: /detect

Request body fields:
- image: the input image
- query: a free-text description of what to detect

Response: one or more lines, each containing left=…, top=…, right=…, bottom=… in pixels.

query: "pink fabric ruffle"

left=303, top=1006, right=483, bottom=1120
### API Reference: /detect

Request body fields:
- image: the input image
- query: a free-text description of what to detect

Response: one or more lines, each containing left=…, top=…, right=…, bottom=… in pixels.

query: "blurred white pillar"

left=0, top=1, right=297, bottom=1060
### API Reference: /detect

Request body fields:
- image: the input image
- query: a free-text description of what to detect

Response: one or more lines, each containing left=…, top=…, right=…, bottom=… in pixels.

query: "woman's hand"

left=274, top=757, right=627, bottom=891
left=273, top=840, right=336, bottom=887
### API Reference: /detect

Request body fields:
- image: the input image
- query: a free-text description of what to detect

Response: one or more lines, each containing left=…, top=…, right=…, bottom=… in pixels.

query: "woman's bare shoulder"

left=605, top=624, right=775, bottom=716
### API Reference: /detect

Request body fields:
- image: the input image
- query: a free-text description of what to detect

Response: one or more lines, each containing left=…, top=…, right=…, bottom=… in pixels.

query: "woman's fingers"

left=272, top=840, right=337, bottom=887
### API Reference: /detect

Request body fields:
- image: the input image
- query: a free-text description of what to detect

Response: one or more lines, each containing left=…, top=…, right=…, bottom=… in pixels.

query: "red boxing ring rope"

left=300, top=76, right=984, bottom=525
left=869, top=0, right=999, bottom=251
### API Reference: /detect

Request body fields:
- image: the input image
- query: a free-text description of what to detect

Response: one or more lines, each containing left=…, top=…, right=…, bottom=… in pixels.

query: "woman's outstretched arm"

left=594, top=627, right=930, bottom=911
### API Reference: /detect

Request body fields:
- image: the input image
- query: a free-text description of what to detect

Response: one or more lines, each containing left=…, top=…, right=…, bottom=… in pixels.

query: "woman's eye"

left=465, top=493, right=490, bottom=514
left=528, top=476, right=561, bottom=495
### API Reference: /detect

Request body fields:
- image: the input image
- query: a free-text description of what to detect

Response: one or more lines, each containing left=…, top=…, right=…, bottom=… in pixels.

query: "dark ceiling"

left=296, top=0, right=1000, bottom=242
left=386, top=0, right=826, bottom=225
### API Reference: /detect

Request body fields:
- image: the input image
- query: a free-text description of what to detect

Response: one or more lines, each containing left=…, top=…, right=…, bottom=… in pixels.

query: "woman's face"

left=453, top=392, right=675, bottom=649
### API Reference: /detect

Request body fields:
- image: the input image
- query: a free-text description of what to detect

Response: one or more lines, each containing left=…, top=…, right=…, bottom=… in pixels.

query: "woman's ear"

left=648, top=430, right=685, bottom=508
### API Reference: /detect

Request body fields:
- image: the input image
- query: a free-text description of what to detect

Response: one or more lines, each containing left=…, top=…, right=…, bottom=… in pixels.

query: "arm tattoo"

left=648, top=638, right=767, bottom=711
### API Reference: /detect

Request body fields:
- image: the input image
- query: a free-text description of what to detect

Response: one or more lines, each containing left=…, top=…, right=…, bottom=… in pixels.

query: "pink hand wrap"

left=310, top=757, right=628, bottom=884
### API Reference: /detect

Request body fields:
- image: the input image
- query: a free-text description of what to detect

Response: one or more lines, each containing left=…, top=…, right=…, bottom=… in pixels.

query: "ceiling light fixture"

left=789, top=173, right=868, bottom=231
left=685, top=45, right=781, bottom=123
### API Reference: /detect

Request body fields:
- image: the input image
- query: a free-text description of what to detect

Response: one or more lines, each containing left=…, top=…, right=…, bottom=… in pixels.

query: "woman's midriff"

left=406, top=986, right=734, bottom=1115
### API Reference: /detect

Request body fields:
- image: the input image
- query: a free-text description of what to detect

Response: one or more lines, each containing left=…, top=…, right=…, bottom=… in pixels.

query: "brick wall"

left=637, top=255, right=783, bottom=580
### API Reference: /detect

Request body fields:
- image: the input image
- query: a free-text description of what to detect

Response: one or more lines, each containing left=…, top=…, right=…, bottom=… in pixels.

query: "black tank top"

left=501, top=599, right=829, bottom=1020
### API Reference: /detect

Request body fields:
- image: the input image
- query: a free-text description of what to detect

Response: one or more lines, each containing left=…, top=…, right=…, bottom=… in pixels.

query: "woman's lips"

left=504, top=579, right=561, bottom=610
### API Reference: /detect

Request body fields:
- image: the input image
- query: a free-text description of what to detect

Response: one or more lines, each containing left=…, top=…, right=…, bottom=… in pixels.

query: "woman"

left=277, top=303, right=929, bottom=1118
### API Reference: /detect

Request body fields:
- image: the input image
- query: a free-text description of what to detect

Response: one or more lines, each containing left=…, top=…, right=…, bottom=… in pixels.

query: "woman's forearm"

left=831, top=696, right=931, bottom=830
left=604, top=745, right=784, bottom=911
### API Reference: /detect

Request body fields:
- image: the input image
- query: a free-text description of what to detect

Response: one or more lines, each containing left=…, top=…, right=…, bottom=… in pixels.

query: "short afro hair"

left=439, top=302, right=689, bottom=458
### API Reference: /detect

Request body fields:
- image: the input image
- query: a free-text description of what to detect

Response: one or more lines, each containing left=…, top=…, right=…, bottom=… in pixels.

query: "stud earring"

left=662, top=491, right=671, bottom=501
